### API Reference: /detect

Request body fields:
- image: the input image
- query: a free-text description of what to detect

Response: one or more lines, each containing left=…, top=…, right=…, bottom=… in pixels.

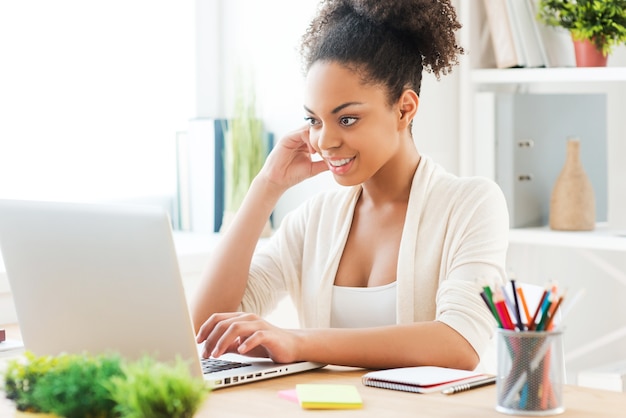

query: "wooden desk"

left=193, top=366, right=625, bottom=417
left=1, top=365, right=625, bottom=417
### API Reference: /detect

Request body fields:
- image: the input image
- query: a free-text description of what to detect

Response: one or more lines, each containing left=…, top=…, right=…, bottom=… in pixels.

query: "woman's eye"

left=339, top=116, right=357, bottom=126
left=304, top=116, right=319, bottom=126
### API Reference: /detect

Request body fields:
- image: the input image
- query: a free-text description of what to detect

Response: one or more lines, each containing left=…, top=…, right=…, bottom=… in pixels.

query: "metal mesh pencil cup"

left=496, top=329, right=565, bottom=416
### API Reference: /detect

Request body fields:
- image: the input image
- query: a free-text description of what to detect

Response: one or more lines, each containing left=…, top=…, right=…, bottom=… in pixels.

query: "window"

left=0, top=0, right=194, bottom=324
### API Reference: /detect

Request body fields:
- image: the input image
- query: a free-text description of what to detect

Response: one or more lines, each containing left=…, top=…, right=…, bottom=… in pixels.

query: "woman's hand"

left=196, top=312, right=304, bottom=364
left=259, top=125, right=328, bottom=191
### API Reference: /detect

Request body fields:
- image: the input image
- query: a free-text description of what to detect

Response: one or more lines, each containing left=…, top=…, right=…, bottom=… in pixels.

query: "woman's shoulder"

left=421, top=156, right=506, bottom=203
left=418, top=157, right=509, bottom=227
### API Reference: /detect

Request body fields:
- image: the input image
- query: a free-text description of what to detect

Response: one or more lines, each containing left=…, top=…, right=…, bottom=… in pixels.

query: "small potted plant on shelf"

left=537, top=0, right=626, bottom=66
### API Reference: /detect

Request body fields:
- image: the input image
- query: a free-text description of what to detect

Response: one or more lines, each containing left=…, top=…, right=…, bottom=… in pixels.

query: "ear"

left=397, top=89, right=419, bottom=130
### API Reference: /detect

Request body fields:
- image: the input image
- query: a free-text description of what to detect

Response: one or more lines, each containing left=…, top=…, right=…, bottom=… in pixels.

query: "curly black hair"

left=300, top=0, right=464, bottom=102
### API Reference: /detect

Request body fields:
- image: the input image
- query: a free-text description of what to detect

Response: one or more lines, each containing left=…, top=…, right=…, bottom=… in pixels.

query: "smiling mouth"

left=327, top=157, right=354, bottom=167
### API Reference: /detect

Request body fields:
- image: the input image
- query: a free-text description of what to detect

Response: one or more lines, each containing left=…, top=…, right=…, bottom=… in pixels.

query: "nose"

left=312, top=125, right=341, bottom=151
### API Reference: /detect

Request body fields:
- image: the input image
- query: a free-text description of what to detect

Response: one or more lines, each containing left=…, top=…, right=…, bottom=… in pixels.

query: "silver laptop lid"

left=0, top=199, right=203, bottom=378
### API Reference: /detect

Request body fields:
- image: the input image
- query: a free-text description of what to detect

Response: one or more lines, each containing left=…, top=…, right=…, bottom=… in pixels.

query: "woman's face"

left=303, top=61, right=406, bottom=186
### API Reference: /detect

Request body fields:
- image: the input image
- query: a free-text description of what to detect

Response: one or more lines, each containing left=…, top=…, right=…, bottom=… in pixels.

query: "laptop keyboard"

left=201, top=358, right=252, bottom=374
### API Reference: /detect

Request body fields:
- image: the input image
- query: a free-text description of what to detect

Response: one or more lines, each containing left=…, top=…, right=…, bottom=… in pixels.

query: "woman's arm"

left=189, top=126, right=328, bottom=333
left=298, top=322, right=479, bottom=370
left=197, top=312, right=479, bottom=370
left=188, top=176, right=283, bottom=332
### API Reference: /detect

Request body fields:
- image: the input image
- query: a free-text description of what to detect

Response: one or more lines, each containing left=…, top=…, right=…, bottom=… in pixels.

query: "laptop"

left=0, top=199, right=325, bottom=388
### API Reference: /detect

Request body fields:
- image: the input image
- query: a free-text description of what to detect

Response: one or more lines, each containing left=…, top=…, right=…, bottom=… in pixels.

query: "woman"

left=191, top=0, right=508, bottom=371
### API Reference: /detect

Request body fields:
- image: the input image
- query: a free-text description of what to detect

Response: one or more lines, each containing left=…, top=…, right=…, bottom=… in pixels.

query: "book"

left=504, top=0, right=528, bottom=67
left=175, top=131, right=191, bottom=231
left=183, top=118, right=228, bottom=233
left=295, top=384, right=363, bottom=409
left=527, top=0, right=576, bottom=67
left=523, top=0, right=550, bottom=66
left=483, top=0, right=524, bottom=68
left=509, top=0, right=545, bottom=67
left=362, top=366, right=490, bottom=394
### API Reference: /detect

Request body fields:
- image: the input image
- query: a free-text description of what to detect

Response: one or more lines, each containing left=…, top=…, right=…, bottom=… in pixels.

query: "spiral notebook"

left=362, top=366, right=490, bottom=394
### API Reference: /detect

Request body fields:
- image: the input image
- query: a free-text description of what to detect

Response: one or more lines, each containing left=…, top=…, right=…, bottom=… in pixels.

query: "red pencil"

left=494, top=289, right=515, bottom=330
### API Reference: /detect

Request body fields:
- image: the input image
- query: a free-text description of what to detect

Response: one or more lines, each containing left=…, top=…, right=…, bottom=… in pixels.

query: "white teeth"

left=329, top=158, right=352, bottom=167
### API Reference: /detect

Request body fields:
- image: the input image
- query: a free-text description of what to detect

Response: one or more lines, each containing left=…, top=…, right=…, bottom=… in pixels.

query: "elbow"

left=456, top=349, right=480, bottom=371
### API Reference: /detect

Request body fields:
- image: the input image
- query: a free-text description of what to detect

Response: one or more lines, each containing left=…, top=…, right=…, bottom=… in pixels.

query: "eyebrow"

left=304, top=101, right=364, bottom=115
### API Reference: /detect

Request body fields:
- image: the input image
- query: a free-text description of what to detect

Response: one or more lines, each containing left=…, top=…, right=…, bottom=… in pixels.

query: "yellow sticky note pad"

left=295, top=383, right=363, bottom=410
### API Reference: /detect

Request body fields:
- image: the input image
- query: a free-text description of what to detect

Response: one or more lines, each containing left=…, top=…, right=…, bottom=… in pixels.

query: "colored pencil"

left=535, top=292, right=555, bottom=331
left=510, top=279, right=525, bottom=331
left=480, top=290, right=503, bottom=328
left=516, top=287, right=532, bottom=326
left=494, top=289, right=515, bottom=330
left=543, top=294, right=565, bottom=331
left=528, top=288, right=550, bottom=331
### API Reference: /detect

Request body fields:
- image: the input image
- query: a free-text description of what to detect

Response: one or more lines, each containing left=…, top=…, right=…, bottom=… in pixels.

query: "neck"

left=360, top=139, right=421, bottom=207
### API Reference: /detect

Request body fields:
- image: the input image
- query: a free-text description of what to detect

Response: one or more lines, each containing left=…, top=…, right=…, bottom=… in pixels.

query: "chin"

left=332, top=174, right=362, bottom=187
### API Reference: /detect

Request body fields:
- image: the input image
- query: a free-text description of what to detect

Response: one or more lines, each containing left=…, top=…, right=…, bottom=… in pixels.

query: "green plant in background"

left=537, top=0, right=626, bottom=55
left=3, top=351, right=61, bottom=413
left=223, top=73, right=267, bottom=214
left=107, top=356, right=209, bottom=418
left=30, top=353, right=124, bottom=418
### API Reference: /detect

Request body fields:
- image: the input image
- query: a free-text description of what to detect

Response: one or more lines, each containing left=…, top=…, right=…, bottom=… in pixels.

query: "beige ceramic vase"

left=549, top=138, right=595, bottom=231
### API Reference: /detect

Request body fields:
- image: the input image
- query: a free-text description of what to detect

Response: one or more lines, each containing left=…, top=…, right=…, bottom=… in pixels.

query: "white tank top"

left=330, top=281, right=397, bottom=328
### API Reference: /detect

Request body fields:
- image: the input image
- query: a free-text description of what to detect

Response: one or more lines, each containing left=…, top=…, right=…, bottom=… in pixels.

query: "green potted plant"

left=3, top=352, right=210, bottom=418
left=27, top=353, right=124, bottom=418
left=537, top=0, right=626, bottom=66
left=221, top=73, right=272, bottom=236
left=106, top=356, right=209, bottom=418
left=3, top=351, right=124, bottom=418
left=3, top=352, right=61, bottom=417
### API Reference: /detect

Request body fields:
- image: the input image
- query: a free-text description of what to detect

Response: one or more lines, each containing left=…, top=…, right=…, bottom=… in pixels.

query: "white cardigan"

left=242, top=155, right=509, bottom=359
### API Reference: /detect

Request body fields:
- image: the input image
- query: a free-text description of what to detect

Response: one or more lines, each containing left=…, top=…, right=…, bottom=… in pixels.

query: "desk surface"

left=1, top=365, right=625, bottom=417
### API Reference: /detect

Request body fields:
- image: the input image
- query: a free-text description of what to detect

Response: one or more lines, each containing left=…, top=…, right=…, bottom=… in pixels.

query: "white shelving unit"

left=509, top=223, right=626, bottom=252
left=472, top=67, right=626, bottom=85
left=458, top=2, right=626, bottom=243
left=458, top=2, right=626, bottom=386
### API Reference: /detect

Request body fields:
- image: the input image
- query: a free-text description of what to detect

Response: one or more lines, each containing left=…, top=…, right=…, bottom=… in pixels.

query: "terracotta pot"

left=572, top=37, right=608, bottom=67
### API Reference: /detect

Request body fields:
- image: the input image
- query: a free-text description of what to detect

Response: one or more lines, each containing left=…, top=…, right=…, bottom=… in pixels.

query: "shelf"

left=472, top=67, right=626, bottom=85
left=509, top=223, right=626, bottom=252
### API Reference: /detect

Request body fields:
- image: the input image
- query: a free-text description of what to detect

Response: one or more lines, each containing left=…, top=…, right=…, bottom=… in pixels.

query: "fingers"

left=196, top=312, right=267, bottom=359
